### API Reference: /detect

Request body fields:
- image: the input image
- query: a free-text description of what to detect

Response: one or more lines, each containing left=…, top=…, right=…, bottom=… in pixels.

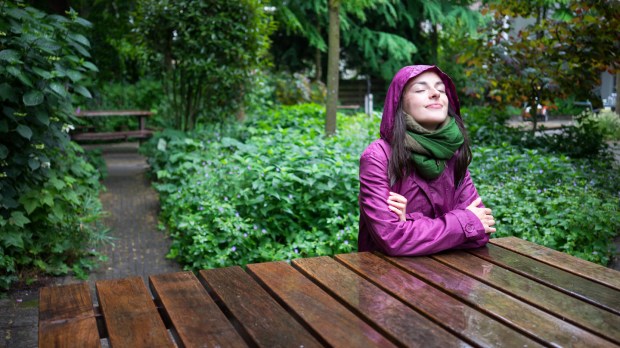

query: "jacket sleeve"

left=359, top=151, right=487, bottom=256
left=452, top=170, right=490, bottom=249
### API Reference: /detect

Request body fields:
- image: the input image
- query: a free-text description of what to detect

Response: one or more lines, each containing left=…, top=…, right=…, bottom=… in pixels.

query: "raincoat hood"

left=380, top=65, right=461, bottom=144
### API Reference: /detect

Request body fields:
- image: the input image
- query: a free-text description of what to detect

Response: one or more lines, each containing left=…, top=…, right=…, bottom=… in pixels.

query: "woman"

left=358, top=65, right=495, bottom=255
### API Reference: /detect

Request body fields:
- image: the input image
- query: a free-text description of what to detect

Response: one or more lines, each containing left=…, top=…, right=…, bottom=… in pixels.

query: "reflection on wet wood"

left=433, top=251, right=620, bottom=344
left=199, top=266, right=322, bottom=348
left=470, top=244, right=620, bottom=315
left=336, top=252, right=542, bottom=348
left=149, top=271, right=247, bottom=347
left=293, top=256, right=467, bottom=347
left=490, top=236, right=620, bottom=290
left=96, top=277, right=174, bottom=347
left=247, top=261, right=394, bottom=347
left=386, top=255, right=615, bottom=347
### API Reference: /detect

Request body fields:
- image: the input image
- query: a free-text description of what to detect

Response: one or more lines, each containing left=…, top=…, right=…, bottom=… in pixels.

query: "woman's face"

left=402, top=71, right=449, bottom=130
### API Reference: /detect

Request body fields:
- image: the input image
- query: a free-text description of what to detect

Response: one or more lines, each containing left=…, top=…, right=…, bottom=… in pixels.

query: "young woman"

left=358, top=65, right=495, bottom=255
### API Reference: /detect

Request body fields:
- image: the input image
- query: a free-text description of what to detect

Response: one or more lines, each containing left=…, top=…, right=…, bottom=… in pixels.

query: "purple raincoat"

left=358, top=65, right=488, bottom=255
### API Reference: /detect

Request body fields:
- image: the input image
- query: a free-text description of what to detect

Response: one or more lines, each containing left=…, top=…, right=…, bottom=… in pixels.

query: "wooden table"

left=38, top=237, right=620, bottom=347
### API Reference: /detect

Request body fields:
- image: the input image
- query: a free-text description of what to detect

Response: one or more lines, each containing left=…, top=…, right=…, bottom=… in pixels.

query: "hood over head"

left=380, top=65, right=460, bottom=144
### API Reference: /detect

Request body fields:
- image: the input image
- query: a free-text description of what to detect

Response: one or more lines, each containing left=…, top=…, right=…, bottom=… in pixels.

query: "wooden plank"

left=433, top=251, right=620, bottom=344
left=247, top=261, right=396, bottom=347
left=490, top=237, right=620, bottom=290
left=39, top=283, right=100, bottom=348
left=293, top=256, right=471, bottom=347
left=199, top=266, right=322, bottom=348
left=335, top=252, right=542, bottom=348
left=386, top=255, right=615, bottom=347
left=71, top=130, right=153, bottom=141
left=96, top=277, right=173, bottom=347
left=75, top=110, right=153, bottom=117
left=149, top=271, right=247, bottom=348
left=470, top=244, right=620, bottom=315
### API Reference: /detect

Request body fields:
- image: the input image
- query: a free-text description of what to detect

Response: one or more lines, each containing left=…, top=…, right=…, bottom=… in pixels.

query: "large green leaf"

left=23, top=90, right=44, bottom=106
left=66, top=69, right=83, bottom=82
left=32, top=67, right=53, bottom=79
left=73, top=85, right=92, bottom=98
left=35, top=110, right=50, bottom=125
left=0, top=49, right=21, bottom=63
left=82, top=61, right=99, bottom=72
left=1, top=232, right=24, bottom=248
left=49, top=82, right=68, bottom=97
left=6, top=66, right=33, bottom=87
left=9, top=211, right=30, bottom=228
left=68, top=41, right=91, bottom=58
left=28, top=158, right=40, bottom=170
left=34, top=38, right=61, bottom=54
left=16, top=124, right=33, bottom=139
left=68, top=33, right=90, bottom=47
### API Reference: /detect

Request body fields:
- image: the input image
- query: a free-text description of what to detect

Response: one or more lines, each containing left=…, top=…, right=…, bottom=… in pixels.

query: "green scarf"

left=404, top=113, right=464, bottom=179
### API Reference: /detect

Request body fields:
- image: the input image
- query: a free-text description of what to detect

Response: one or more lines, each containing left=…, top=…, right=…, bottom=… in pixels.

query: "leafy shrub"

left=523, top=111, right=610, bottom=158
left=0, top=4, right=106, bottom=289
left=143, top=104, right=378, bottom=269
left=591, top=109, right=620, bottom=141
left=144, top=104, right=617, bottom=269
left=472, top=144, right=620, bottom=265
left=134, top=0, right=276, bottom=129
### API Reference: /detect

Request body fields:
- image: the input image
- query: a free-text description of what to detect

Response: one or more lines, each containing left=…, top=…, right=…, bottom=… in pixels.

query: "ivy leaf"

left=1, top=232, right=24, bottom=248
left=9, top=211, right=30, bottom=228
left=0, top=144, right=8, bottom=159
left=0, top=49, right=21, bottom=63
left=23, top=90, right=44, bottom=106
left=21, top=196, right=40, bottom=215
left=16, top=125, right=33, bottom=139
left=73, top=85, right=92, bottom=98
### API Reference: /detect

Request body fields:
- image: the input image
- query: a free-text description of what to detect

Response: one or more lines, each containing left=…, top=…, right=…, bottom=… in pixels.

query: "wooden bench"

left=38, top=237, right=620, bottom=347
left=71, top=110, right=154, bottom=142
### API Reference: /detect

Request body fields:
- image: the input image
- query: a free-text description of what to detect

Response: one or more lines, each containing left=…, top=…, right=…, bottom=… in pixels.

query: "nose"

left=428, top=87, right=440, bottom=99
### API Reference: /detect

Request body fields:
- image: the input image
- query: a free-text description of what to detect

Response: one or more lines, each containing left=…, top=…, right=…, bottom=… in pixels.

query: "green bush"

left=0, top=3, right=107, bottom=290
left=134, top=0, right=276, bottom=129
left=472, top=144, right=619, bottom=265
left=144, top=104, right=618, bottom=269
left=143, top=104, right=378, bottom=269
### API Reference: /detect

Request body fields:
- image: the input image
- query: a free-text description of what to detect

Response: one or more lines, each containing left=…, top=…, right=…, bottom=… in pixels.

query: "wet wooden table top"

left=39, top=237, right=620, bottom=347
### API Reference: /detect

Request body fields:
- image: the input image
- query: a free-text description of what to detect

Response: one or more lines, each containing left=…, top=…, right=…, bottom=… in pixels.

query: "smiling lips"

left=426, top=103, right=443, bottom=109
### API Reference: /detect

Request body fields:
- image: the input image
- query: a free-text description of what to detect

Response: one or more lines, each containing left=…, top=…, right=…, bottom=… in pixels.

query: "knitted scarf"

left=404, top=113, right=464, bottom=179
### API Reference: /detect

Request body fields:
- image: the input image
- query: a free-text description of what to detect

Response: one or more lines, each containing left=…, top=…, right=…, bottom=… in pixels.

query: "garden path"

left=0, top=141, right=181, bottom=348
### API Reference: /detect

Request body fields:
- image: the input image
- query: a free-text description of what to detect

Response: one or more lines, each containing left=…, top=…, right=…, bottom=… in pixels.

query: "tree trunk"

left=325, top=0, right=340, bottom=136
left=616, top=72, right=620, bottom=115
left=430, top=23, right=438, bottom=65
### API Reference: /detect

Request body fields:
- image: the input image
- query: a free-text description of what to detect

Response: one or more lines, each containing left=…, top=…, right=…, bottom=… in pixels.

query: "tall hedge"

left=134, top=0, right=275, bottom=130
left=0, top=2, right=105, bottom=289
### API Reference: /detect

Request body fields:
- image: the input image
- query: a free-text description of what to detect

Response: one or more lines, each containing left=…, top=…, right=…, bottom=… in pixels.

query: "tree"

left=325, top=0, right=340, bottom=136
left=461, top=0, right=620, bottom=129
left=134, top=0, right=275, bottom=130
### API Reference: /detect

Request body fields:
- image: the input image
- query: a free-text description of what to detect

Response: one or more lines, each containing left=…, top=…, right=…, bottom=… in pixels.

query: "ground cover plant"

left=144, top=104, right=619, bottom=269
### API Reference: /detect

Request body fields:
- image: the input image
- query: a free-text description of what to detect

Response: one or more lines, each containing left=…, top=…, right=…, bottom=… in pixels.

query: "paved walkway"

left=0, top=142, right=180, bottom=348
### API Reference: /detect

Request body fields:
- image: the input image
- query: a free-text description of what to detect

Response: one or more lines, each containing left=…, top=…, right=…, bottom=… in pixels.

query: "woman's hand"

left=387, top=192, right=407, bottom=222
left=466, top=197, right=496, bottom=234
